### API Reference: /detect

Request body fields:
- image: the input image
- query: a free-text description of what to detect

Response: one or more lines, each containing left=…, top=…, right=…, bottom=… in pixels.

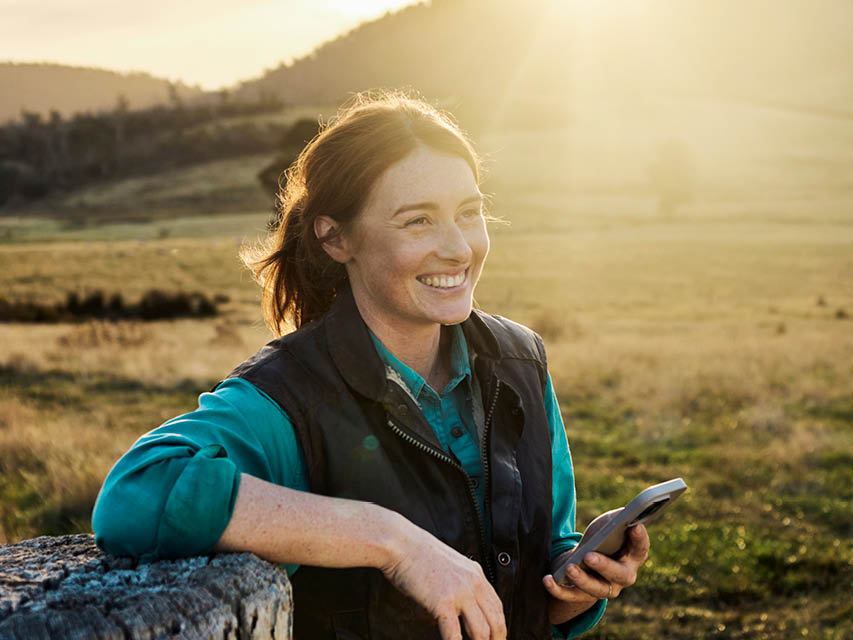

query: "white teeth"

left=419, top=273, right=466, bottom=289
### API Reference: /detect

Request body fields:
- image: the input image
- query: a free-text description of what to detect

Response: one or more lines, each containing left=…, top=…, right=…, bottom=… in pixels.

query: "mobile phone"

left=553, top=478, right=688, bottom=586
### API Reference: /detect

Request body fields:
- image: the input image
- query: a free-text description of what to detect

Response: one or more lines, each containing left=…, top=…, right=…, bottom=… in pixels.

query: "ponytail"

left=241, top=185, right=347, bottom=335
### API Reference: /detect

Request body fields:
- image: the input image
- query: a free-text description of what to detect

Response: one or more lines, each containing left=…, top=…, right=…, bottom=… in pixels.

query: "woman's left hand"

left=541, top=524, right=651, bottom=625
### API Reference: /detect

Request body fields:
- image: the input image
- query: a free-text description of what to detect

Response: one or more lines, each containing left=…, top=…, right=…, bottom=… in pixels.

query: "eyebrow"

left=391, top=194, right=483, bottom=218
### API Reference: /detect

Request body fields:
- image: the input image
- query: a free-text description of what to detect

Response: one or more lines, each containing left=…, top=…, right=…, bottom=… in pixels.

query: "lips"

left=417, top=271, right=466, bottom=289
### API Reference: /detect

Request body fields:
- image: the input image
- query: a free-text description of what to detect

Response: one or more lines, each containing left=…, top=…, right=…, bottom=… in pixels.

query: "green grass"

left=566, top=386, right=851, bottom=638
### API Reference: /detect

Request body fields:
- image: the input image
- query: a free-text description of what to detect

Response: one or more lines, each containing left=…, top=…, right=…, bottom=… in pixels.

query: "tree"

left=647, top=138, right=695, bottom=218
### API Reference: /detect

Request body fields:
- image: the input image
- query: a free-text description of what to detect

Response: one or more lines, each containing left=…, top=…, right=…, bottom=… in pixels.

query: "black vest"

left=221, top=287, right=554, bottom=639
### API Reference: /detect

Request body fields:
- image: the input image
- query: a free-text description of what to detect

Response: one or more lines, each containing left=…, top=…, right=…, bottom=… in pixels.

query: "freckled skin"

left=345, top=145, right=488, bottom=330
left=321, top=145, right=490, bottom=387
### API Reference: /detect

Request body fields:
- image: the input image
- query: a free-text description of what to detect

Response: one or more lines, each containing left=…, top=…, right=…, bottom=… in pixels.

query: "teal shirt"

left=92, top=325, right=605, bottom=638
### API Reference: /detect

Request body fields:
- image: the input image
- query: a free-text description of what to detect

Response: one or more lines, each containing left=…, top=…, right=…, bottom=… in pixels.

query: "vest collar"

left=325, top=287, right=504, bottom=403
left=325, top=285, right=388, bottom=402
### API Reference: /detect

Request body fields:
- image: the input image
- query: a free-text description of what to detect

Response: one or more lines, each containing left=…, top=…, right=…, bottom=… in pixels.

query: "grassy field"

left=1, top=199, right=850, bottom=638
left=1, top=99, right=851, bottom=637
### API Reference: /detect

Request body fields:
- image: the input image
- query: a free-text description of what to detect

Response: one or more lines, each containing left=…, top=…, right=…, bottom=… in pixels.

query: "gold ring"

left=607, top=582, right=613, bottom=598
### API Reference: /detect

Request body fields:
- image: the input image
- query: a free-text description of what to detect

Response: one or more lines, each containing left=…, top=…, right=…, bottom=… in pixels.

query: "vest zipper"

left=479, top=378, right=501, bottom=583
left=385, top=417, right=496, bottom=584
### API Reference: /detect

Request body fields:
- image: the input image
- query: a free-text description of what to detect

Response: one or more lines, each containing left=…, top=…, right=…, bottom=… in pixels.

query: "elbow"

left=91, top=481, right=155, bottom=560
left=92, top=447, right=240, bottom=561
left=91, top=456, right=184, bottom=560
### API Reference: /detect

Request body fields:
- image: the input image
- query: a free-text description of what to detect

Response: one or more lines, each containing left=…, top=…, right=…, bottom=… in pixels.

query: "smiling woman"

left=314, top=145, right=489, bottom=388
left=242, top=91, right=484, bottom=334
left=91, top=90, right=649, bottom=640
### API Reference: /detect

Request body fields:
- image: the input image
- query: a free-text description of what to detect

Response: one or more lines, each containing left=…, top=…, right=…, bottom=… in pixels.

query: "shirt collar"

left=369, top=324, right=471, bottom=398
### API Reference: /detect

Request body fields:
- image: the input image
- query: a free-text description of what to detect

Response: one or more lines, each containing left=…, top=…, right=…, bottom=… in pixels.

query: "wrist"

left=371, top=505, right=411, bottom=574
left=548, top=596, right=596, bottom=625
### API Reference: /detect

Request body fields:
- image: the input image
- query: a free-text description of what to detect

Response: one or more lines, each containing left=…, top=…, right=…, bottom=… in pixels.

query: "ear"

left=314, top=216, right=352, bottom=264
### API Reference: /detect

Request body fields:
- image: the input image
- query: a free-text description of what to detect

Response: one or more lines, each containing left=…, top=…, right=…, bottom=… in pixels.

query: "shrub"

left=0, top=289, right=222, bottom=323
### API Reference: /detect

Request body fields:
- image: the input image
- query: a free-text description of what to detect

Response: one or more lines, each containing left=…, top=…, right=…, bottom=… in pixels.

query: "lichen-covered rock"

left=0, top=534, right=293, bottom=640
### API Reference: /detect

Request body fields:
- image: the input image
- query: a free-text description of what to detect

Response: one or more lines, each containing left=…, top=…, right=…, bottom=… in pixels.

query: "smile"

left=416, top=271, right=466, bottom=289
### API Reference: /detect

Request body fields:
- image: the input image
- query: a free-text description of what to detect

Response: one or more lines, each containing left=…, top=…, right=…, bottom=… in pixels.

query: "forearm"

left=548, top=594, right=595, bottom=625
left=216, top=473, right=405, bottom=572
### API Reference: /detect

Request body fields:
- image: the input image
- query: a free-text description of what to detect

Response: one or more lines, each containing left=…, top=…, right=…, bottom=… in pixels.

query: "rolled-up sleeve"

left=545, top=372, right=607, bottom=638
left=91, top=377, right=308, bottom=562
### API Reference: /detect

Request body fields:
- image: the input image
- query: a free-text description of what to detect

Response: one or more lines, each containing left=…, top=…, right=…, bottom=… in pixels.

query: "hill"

left=233, top=0, right=853, bottom=129
left=0, top=62, right=204, bottom=124
left=6, top=1, right=852, bottom=129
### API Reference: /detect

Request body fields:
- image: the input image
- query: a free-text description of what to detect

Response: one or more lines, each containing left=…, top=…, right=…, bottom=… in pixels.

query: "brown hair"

left=241, top=90, right=482, bottom=335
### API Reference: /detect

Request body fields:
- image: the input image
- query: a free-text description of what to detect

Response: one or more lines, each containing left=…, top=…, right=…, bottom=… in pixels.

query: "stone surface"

left=0, top=534, right=293, bottom=640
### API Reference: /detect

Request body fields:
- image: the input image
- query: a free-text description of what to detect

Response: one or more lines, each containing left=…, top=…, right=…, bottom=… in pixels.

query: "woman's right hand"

left=380, top=515, right=507, bottom=640
left=216, top=476, right=505, bottom=638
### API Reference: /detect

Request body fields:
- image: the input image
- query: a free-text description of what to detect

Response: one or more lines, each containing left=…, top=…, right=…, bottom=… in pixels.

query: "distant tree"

left=647, top=138, right=695, bottom=218
left=113, top=93, right=130, bottom=169
left=0, top=91, right=287, bottom=206
left=257, top=118, right=320, bottom=197
left=166, top=82, right=183, bottom=110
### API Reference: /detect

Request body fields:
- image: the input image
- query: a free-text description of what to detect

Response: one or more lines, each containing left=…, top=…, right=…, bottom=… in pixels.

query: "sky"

left=0, top=0, right=417, bottom=90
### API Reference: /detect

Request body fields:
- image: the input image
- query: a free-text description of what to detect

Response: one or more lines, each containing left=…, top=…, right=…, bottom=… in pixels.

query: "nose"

left=436, top=220, right=473, bottom=263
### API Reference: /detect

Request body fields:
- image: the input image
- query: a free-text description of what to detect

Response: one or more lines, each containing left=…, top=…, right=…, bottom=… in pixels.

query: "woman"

left=92, top=91, right=649, bottom=640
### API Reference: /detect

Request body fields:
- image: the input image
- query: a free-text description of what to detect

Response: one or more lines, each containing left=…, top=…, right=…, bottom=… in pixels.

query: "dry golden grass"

left=0, top=317, right=271, bottom=544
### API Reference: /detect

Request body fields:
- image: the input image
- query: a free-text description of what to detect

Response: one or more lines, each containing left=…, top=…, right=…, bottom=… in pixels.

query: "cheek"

left=470, top=225, right=490, bottom=264
left=390, top=242, right=430, bottom=274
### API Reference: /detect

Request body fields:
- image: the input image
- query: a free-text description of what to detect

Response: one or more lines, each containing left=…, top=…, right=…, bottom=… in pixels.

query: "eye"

left=405, top=216, right=429, bottom=227
left=460, top=208, right=482, bottom=220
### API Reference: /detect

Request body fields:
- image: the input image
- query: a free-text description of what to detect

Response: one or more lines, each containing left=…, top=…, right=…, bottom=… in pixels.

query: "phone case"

left=553, top=478, right=688, bottom=586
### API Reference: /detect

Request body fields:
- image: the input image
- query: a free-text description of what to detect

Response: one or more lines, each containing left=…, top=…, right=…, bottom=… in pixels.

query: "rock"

left=0, top=534, right=293, bottom=639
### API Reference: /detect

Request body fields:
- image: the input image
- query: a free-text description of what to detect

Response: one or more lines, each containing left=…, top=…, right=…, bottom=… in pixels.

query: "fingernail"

left=585, top=553, right=599, bottom=565
left=568, top=565, right=580, bottom=575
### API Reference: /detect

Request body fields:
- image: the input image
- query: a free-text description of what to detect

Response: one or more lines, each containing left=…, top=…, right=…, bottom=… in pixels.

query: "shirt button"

left=450, top=426, right=464, bottom=438
left=497, top=552, right=511, bottom=567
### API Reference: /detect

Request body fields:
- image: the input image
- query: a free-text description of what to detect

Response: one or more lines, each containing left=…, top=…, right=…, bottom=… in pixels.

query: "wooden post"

left=0, top=534, right=293, bottom=639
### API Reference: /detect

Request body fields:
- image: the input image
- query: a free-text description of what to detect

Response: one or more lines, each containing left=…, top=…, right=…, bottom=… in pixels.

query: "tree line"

left=0, top=90, right=287, bottom=207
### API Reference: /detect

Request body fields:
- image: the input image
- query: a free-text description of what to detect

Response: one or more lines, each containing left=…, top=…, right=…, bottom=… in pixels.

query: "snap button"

left=511, top=406, right=522, bottom=418
left=451, top=426, right=464, bottom=438
left=396, top=403, right=409, bottom=416
left=497, top=552, right=511, bottom=566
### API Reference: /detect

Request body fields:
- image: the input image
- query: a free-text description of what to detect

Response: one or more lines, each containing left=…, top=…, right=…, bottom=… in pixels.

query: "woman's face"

left=338, top=144, right=489, bottom=334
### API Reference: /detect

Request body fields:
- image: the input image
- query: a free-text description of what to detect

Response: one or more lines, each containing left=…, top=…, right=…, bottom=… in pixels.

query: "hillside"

left=6, top=1, right=852, bottom=130
left=233, top=0, right=853, bottom=128
left=0, top=62, right=204, bottom=124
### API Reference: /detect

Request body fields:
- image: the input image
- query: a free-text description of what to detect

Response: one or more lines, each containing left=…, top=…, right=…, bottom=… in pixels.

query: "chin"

left=432, top=303, right=473, bottom=326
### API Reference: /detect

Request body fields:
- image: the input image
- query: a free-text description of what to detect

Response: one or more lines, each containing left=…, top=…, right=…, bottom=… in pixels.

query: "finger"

left=542, top=574, right=596, bottom=604
left=476, top=588, right=507, bottom=640
left=563, top=564, right=616, bottom=600
left=460, top=603, right=491, bottom=640
left=584, top=552, right=636, bottom=587
left=626, top=524, right=650, bottom=563
left=437, top=613, right=463, bottom=640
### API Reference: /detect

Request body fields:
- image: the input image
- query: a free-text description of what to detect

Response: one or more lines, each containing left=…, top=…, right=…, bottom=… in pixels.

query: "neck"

left=352, top=297, right=449, bottom=392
